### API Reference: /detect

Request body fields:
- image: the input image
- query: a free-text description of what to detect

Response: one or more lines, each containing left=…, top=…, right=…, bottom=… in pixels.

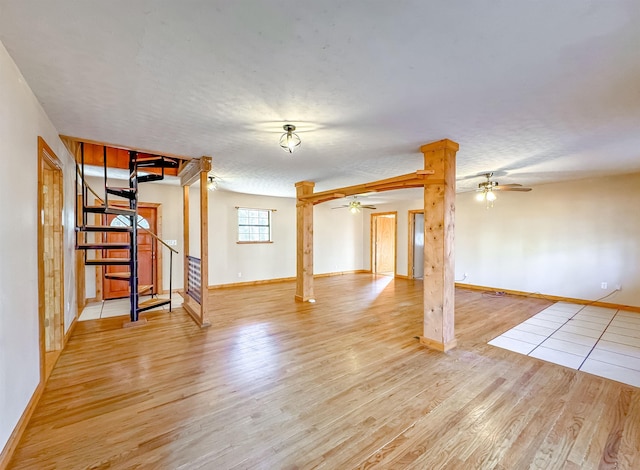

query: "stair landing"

left=78, top=294, right=181, bottom=321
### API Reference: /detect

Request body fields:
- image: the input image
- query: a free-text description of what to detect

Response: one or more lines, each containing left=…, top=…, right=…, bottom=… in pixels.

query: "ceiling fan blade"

left=331, top=205, right=350, bottom=209
left=362, top=205, right=377, bottom=209
left=495, top=186, right=532, bottom=192
left=496, top=183, right=523, bottom=187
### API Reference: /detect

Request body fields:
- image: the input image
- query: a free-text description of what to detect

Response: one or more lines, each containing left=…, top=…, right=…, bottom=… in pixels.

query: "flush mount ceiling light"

left=279, top=124, right=301, bottom=153
left=207, top=176, right=218, bottom=191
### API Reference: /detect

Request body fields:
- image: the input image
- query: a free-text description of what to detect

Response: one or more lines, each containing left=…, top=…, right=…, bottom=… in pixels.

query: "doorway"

left=408, top=210, right=424, bottom=280
left=101, top=203, right=161, bottom=299
left=37, top=137, right=64, bottom=380
left=371, top=212, right=397, bottom=276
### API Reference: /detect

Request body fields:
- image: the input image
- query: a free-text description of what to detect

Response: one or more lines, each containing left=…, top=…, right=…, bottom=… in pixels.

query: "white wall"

left=456, top=173, right=640, bottom=307
left=375, top=175, right=640, bottom=308
left=0, top=41, right=76, bottom=453
left=314, top=204, right=364, bottom=274
left=206, top=191, right=366, bottom=285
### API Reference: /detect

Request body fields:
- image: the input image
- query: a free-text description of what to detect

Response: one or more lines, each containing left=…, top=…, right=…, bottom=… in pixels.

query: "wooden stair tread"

left=77, top=242, right=131, bottom=250
left=104, top=272, right=130, bottom=280
left=106, top=186, right=137, bottom=200
left=138, top=285, right=153, bottom=293
left=84, top=205, right=135, bottom=216
left=138, top=298, right=170, bottom=308
left=78, top=225, right=132, bottom=233
left=136, top=156, right=179, bottom=168
left=137, top=298, right=172, bottom=313
left=85, top=258, right=130, bottom=266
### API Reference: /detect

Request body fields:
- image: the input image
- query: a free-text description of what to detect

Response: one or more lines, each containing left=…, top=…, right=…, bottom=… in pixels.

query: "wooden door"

left=103, top=206, right=157, bottom=299
left=372, top=213, right=396, bottom=275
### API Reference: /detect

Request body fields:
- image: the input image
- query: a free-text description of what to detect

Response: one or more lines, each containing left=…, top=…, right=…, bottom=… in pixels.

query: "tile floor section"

left=489, top=302, right=640, bottom=388
left=79, top=293, right=183, bottom=321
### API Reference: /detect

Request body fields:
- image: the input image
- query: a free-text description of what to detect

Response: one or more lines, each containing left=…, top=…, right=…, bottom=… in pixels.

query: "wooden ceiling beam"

left=179, top=156, right=212, bottom=187
left=298, top=170, right=436, bottom=205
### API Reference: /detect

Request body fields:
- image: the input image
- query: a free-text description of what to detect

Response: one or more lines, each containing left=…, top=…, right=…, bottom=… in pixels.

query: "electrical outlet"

left=616, top=284, right=622, bottom=291
left=238, top=272, right=242, bottom=278
left=601, top=282, right=607, bottom=289
left=464, top=272, right=469, bottom=278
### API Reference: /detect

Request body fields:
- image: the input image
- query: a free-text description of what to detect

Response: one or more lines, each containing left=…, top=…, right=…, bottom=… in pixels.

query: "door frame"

left=96, top=201, right=163, bottom=300
left=37, top=136, right=64, bottom=381
left=370, top=211, right=397, bottom=275
left=407, top=209, right=424, bottom=280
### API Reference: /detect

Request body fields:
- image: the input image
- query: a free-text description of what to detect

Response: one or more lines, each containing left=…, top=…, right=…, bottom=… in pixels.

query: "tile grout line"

left=526, top=306, right=589, bottom=357
left=576, top=309, right=619, bottom=371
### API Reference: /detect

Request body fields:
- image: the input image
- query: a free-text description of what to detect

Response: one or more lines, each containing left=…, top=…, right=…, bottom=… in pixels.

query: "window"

left=237, top=208, right=272, bottom=243
left=110, top=214, right=150, bottom=229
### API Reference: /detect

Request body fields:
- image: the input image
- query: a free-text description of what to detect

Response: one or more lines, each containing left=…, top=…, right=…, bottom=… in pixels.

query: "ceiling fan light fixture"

left=348, top=200, right=361, bottom=213
left=486, top=190, right=496, bottom=202
left=476, top=191, right=486, bottom=201
left=279, top=124, right=301, bottom=153
left=207, top=176, right=218, bottom=191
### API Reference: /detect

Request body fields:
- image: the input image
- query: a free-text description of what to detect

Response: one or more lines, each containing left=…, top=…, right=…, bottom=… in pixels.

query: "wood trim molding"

left=298, top=170, right=436, bottom=205
left=407, top=209, right=424, bottom=280
left=63, top=317, right=78, bottom=346
left=208, top=270, right=371, bottom=290
left=420, top=336, right=458, bottom=352
left=37, top=136, right=65, bottom=381
left=0, top=382, right=44, bottom=469
left=456, top=283, right=640, bottom=314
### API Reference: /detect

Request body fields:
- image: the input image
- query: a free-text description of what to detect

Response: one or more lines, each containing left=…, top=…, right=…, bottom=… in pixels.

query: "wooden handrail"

left=138, top=225, right=178, bottom=254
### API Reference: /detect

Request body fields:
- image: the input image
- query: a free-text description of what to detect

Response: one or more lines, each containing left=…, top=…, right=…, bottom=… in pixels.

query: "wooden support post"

left=179, top=156, right=212, bottom=328
left=419, top=139, right=459, bottom=352
left=199, top=168, right=210, bottom=326
left=182, top=184, right=190, bottom=305
left=295, top=181, right=315, bottom=302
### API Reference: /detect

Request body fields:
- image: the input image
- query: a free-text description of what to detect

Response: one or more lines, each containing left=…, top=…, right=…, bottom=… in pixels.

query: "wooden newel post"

left=295, top=181, right=315, bottom=302
left=419, top=139, right=459, bottom=351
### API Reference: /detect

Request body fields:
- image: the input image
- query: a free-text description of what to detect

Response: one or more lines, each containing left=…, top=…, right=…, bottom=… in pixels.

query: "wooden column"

left=180, top=156, right=212, bottom=328
left=199, top=169, right=210, bottom=325
left=182, top=184, right=189, bottom=306
left=295, top=181, right=315, bottom=302
left=419, top=139, right=459, bottom=351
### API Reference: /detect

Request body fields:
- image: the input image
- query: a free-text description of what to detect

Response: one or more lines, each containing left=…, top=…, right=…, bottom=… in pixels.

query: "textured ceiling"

left=1, top=1, right=639, bottom=198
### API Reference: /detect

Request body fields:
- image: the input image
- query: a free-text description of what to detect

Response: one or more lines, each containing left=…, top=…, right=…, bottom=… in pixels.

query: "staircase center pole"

left=129, top=151, right=139, bottom=322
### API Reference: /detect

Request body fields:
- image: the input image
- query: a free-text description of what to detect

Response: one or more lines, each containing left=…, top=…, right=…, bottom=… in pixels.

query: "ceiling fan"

left=332, top=196, right=377, bottom=213
left=475, top=172, right=532, bottom=204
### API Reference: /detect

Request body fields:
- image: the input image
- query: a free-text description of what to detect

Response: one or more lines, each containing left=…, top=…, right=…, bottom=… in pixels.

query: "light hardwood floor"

left=8, top=274, right=640, bottom=469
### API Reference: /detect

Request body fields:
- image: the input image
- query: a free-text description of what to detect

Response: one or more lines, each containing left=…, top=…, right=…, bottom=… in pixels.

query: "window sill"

left=236, top=241, right=274, bottom=245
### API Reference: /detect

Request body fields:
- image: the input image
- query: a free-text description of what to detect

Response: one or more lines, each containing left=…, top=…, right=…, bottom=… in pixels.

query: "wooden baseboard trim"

left=63, top=317, right=78, bottom=346
left=313, top=269, right=369, bottom=279
left=208, top=270, right=370, bottom=290
left=394, top=274, right=409, bottom=280
left=455, top=283, right=640, bottom=314
left=209, top=276, right=296, bottom=290
left=0, top=381, right=44, bottom=469
left=420, top=336, right=458, bottom=352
